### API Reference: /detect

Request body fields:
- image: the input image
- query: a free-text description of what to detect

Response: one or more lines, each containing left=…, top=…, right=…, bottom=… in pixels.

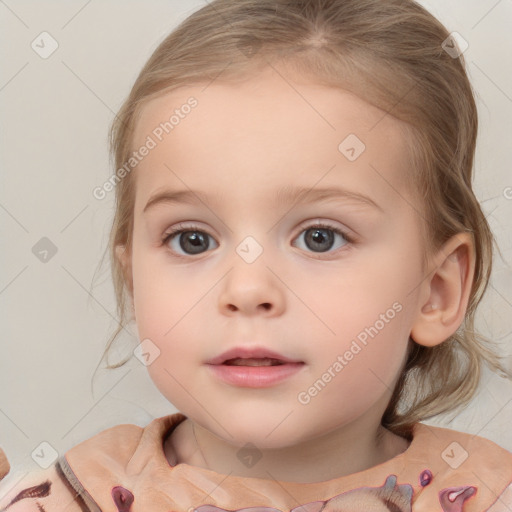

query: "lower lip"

left=206, top=362, right=305, bottom=388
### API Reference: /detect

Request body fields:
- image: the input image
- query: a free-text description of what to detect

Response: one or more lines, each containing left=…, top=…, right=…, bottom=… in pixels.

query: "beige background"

left=1, top=0, right=511, bottom=484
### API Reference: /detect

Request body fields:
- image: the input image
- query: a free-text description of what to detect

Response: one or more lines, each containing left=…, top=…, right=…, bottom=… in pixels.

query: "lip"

left=205, top=346, right=303, bottom=365
left=206, top=363, right=304, bottom=388
left=204, top=346, right=305, bottom=388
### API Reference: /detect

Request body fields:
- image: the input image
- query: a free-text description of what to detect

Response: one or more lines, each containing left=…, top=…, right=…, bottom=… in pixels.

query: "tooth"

left=226, top=358, right=280, bottom=366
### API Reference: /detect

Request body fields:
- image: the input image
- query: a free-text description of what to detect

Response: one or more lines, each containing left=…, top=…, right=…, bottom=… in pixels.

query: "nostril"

left=225, top=303, right=272, bottom=312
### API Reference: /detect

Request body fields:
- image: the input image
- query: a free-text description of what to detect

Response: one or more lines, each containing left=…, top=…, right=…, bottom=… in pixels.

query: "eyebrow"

left=143, top=185, right=383, bottom=213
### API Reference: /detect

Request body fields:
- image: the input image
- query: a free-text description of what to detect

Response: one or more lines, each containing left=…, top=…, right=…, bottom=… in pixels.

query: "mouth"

left=206, top=346, right=303, bottom=366
left=206, top=353, right=305, bottom=387
left=222, top=357, right=286, bottom=367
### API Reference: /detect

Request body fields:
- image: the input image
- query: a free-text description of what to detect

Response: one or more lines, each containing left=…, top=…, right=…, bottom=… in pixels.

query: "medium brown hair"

left=95, top=0, right=510, bottom=438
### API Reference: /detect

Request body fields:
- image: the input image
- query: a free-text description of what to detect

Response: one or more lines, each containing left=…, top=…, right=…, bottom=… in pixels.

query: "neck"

left=166, top=415, right=410, bottom=483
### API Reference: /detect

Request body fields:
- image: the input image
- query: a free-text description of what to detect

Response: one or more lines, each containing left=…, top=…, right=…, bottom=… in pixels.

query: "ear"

left=410, top=232, right=475, bottom=347
left=115, top=244, right=134, bottom=300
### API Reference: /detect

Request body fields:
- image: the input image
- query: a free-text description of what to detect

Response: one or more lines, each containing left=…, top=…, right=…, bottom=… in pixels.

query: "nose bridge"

left=217, top=234, right=286, bottom=316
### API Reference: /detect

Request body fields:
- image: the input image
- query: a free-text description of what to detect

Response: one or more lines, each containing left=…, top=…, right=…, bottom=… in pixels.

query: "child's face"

left=127, top=65, right=428, bottom=448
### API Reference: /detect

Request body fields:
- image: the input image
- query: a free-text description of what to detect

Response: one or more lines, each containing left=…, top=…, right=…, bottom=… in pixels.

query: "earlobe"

left=411, top=233, right=475, bottom=347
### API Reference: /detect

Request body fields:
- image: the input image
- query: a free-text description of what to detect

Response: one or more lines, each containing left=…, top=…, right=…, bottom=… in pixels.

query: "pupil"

left=181, top=231, right=208, bottom=254
left=307, top=228, right=334, bottom=252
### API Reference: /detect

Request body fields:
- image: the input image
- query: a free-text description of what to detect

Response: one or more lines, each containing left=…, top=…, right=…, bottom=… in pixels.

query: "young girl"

left=1, top=0, right=511, bottom=510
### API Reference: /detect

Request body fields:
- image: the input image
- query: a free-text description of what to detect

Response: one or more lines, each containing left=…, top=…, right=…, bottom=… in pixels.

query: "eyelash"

left=161, top=221, right=355, bottom=258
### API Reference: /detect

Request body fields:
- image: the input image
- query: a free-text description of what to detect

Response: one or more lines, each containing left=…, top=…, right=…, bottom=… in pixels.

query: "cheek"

left=307, top=308, right=412, bottom=418
left=131, top=248, right=205, bottom=336
left=296, top=249, right=418, bottom=382
left=299, top=252, right=418, bottom=334
left=131, top=256, right=215, bottom=376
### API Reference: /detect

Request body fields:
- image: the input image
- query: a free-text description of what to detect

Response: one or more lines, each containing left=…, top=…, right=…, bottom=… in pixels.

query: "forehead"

left=131, top=66, right=414, bottom=212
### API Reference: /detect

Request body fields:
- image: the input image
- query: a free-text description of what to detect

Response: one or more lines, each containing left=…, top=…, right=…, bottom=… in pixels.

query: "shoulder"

left=409, top=423, right=512, bottom=510
left=0, top=413, right=186, bottom=512
left=412, top=422, right=512, bottom=470
left=65, top=421, right=145, bottom=463
left=64, top=412, right=186, bottom=469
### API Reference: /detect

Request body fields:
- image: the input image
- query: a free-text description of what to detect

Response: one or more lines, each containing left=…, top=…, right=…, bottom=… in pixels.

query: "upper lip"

left=206, top=346, right=303, bottom=365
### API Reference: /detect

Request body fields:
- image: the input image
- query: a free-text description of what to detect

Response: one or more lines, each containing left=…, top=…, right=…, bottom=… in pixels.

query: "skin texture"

left=117, top=64, right=474, bottom=483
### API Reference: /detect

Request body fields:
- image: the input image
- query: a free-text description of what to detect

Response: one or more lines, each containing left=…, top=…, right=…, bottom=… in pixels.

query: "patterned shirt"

left=1, top=412, right=511, bottom=511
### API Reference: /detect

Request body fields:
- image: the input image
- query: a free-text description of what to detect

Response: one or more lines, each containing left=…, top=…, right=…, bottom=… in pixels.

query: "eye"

left=292, top=222, right=352, bottom=254
left=162, top=223, right=218, bottom=256
left=162, top=221, right=353, bottom=257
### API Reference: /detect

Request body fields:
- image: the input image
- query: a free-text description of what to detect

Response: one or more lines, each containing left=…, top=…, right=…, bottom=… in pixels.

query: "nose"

left=217, top=256, right=286, bottom=317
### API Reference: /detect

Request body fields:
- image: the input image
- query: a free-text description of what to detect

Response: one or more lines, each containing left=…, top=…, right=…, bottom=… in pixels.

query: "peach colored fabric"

left=1, top=413, right=511, bottom=511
